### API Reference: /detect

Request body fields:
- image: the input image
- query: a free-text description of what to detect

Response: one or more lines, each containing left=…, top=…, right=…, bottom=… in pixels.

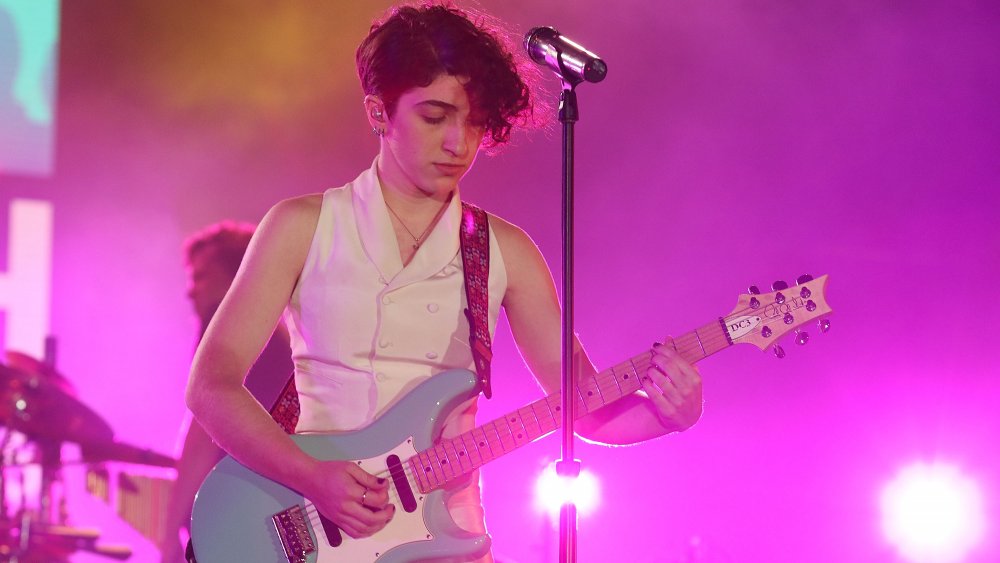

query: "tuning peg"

left=773, top=344, right=785, bottom=358
left=795, top=331, right=810, bottom=345
left=772, top=280, right=788, bottom=291
left=796, top=274, right=813, bottom=285
left=818, top=319, right=831, bottom=333
left=748, top=285, right=761, bottom=295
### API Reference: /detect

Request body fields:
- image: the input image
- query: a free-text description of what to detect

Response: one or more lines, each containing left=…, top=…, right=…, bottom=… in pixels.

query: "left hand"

left=641, top=341, right=703, bottom=432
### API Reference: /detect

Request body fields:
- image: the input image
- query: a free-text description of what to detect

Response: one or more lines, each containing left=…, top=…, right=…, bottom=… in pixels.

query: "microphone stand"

left=557, top=81, right=581, bottom=563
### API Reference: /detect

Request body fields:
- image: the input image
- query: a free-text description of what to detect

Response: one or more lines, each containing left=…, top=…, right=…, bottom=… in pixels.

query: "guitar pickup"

left=271, top=505, right=316, bottom=563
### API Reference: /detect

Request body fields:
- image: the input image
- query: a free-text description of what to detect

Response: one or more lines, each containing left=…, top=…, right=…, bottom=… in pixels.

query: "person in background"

left=158, top=221, right=293, bottom=563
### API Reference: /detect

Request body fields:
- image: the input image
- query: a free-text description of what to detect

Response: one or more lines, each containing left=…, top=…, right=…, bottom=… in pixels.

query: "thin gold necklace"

left=385, top=200, right=442, bottom=249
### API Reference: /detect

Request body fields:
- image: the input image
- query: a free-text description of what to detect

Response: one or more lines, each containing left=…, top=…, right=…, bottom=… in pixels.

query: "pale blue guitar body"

left=190, top=368, right=490, bottom=563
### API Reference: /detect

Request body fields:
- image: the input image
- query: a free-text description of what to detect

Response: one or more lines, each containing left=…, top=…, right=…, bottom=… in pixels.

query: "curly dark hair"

left=356, top=2, right=537, bottom=148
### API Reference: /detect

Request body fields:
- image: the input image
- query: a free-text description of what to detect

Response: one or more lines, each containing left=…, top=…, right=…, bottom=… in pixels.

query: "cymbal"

left=0, top=360, right=114, bottom=447
left=4, top=351, right=76, bottom=396
left=80, top=440, right=176, bottom=468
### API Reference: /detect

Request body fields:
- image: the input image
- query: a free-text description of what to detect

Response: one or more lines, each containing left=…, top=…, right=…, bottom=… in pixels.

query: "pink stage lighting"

left=879, top=462, right=986, bottom=563
left=533, top=462, right=601, bottom=519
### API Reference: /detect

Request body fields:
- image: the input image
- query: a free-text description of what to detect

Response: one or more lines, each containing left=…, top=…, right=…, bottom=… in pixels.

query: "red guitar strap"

left=460, top=202, right=494, bottom=399
left=268, top=376, right=299, bottom=434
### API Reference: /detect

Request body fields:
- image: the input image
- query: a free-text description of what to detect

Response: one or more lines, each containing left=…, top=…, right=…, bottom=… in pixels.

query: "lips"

left=434, top=163, right=466, bottom=176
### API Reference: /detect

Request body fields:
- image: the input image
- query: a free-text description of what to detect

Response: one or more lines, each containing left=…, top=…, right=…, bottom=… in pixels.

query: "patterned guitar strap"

left=459, top=201, right=494, bottom=399
left=265, top=200, right=494, bottom=435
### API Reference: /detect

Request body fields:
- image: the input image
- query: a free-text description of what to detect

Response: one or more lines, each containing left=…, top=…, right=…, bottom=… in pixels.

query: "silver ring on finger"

left=361, top=488, right=368, bottom=507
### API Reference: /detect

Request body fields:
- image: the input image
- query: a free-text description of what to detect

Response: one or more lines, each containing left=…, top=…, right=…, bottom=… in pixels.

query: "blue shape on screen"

left=0, top=0, right=59, bottom=177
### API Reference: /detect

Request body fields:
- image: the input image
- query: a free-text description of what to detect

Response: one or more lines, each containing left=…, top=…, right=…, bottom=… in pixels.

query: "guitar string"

left=292, top=305, right=817, bottom=520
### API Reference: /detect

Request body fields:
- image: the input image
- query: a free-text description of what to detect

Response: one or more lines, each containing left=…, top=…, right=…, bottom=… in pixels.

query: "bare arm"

left=184, top=195, right=392, bottom=538
left=158, top=418, right=223, bottom=563
left=491, top=216, right=703, bottom=445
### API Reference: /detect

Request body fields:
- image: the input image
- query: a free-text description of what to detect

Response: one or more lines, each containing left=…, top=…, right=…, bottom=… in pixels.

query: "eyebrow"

left=415, top=100, right=458, bottom=112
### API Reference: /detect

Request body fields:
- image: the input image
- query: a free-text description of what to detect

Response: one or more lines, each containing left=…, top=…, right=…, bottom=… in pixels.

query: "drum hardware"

left=1, top=351, right=176, bottom=561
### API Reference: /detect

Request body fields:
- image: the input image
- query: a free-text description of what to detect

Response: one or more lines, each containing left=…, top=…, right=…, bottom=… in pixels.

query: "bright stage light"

left=534, top=462, right=600, bottom=518
left=879, top=462, right=986, bottom=563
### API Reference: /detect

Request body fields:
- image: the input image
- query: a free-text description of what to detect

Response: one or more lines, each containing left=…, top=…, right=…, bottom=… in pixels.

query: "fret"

left=408, top=457, right=430, bottom=494
left=586, top=374, right=607, bottom=406
left=495, top=417, right=517, bottom=450
left=507, top=413, right=531, bottom=447
left=488, top=420, right=510, bottom=453
left=415, top=452, right=435, bottom=490
left=460, top=432, right=484, bottom=469
left=471, top=427, right=495, bottom=462
left=433, top=444, right=456, bottom=482
left=627, top=358, right=645, bottom=391
left=529, top=398, right=557, bottom=435
left=445, top=438, right=473, bottom=474
left=606, top=365, right=625, bottom=398
left=516, top=405, right=542, bottom=440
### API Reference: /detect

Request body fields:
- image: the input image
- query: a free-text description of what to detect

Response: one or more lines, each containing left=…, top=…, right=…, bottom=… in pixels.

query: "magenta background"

left=1, top=1, right=998, bottom=561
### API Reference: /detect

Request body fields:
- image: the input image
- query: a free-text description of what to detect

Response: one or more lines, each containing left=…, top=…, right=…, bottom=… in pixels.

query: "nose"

left=443, top=122, right=475, bottom=158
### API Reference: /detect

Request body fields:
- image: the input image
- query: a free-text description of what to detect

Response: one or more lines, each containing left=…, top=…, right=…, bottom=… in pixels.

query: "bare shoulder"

left=257, top=193, right=322, bottom=245
left=264, top=193, right=322, bottom=232
left=241, top=193, right=324, bottom=280
left=486, top=212, right=555, bottom=296
left=486, top=212, right=538, bottom=262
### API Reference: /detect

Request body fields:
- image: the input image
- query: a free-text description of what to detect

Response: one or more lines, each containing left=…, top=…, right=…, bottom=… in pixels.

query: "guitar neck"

left=408, top=318, right=731, bottom=493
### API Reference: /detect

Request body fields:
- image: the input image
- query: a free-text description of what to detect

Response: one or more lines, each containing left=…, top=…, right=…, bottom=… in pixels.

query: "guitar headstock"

left=722, top=274, right=832, bottom=357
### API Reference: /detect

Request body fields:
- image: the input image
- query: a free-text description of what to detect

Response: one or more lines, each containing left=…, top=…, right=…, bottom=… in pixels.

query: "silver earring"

left=372, top=127, right=384, bottom=137
left=373, top=108, right=383, bottom=120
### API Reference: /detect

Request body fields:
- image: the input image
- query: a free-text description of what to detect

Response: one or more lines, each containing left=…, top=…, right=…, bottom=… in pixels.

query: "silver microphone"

left=524, top=26, right=607, bottom=84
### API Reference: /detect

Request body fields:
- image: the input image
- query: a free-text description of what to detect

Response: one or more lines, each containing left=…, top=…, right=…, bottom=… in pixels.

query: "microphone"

left=524, top=26, right=607, bottom=85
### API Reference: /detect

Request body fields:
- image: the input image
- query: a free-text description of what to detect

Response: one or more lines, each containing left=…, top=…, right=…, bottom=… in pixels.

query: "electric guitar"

left=190, top=275, right=833, bottom=562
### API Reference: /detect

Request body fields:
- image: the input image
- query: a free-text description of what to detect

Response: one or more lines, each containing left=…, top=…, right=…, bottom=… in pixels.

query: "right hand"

left=301, top=459, right=395, bottom=539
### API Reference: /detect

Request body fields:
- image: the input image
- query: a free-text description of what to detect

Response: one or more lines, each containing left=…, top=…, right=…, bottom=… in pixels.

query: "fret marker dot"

left=479, top=441, right=485, bottom=447
left=425, top=466, right=431, bottom=473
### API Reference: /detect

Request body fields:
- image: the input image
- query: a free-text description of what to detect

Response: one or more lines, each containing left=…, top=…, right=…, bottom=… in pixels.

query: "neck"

left=376, top=154, right=455, bottom=213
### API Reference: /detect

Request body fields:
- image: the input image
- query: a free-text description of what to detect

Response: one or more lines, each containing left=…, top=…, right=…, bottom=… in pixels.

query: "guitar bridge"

left=271, top=505, right=316, bottom=563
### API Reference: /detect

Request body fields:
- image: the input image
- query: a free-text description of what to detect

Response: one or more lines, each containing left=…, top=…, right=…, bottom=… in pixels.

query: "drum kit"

left=0, top=351, right=176, bottom=562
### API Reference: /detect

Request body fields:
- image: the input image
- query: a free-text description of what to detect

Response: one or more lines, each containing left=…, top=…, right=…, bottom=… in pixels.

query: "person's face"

left=186, top=247, right=233, bottom=325
left=371, top=73, right=486, bottom=198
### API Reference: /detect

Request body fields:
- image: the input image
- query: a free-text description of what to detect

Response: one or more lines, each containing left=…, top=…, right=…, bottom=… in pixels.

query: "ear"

left=364, top=95, right=386, bottom=131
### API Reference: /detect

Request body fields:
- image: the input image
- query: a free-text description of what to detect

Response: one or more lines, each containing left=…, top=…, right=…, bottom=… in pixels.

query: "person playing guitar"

left=185, top=4, right=704, bottom=562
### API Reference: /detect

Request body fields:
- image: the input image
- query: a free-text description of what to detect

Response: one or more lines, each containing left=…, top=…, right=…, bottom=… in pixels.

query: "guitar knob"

left=818, top=319, right=831, bottom=333
left=806, top=300, right=817, bottom=312
left=783, top=312, right=794, bottom=324
left=773, top=344, right=785, bottom=358
left=800, top=286, right=812, bottom=299
left=750, top=297, right=760, bottom=309
left=796, top=331, right=810, bottom=345
left=775, top=292, right=786, bottom=304
left=772, top=280, right=788, bottom=291
left=796, top=274, right=813, bottom=285
left=761, top=326, right=772, bottom=338
left=749, top=285, right=761, bottom=295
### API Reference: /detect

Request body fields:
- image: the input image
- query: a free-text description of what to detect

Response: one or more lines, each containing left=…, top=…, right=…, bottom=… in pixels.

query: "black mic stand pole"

left=557, top=81, right=580, bottom=563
